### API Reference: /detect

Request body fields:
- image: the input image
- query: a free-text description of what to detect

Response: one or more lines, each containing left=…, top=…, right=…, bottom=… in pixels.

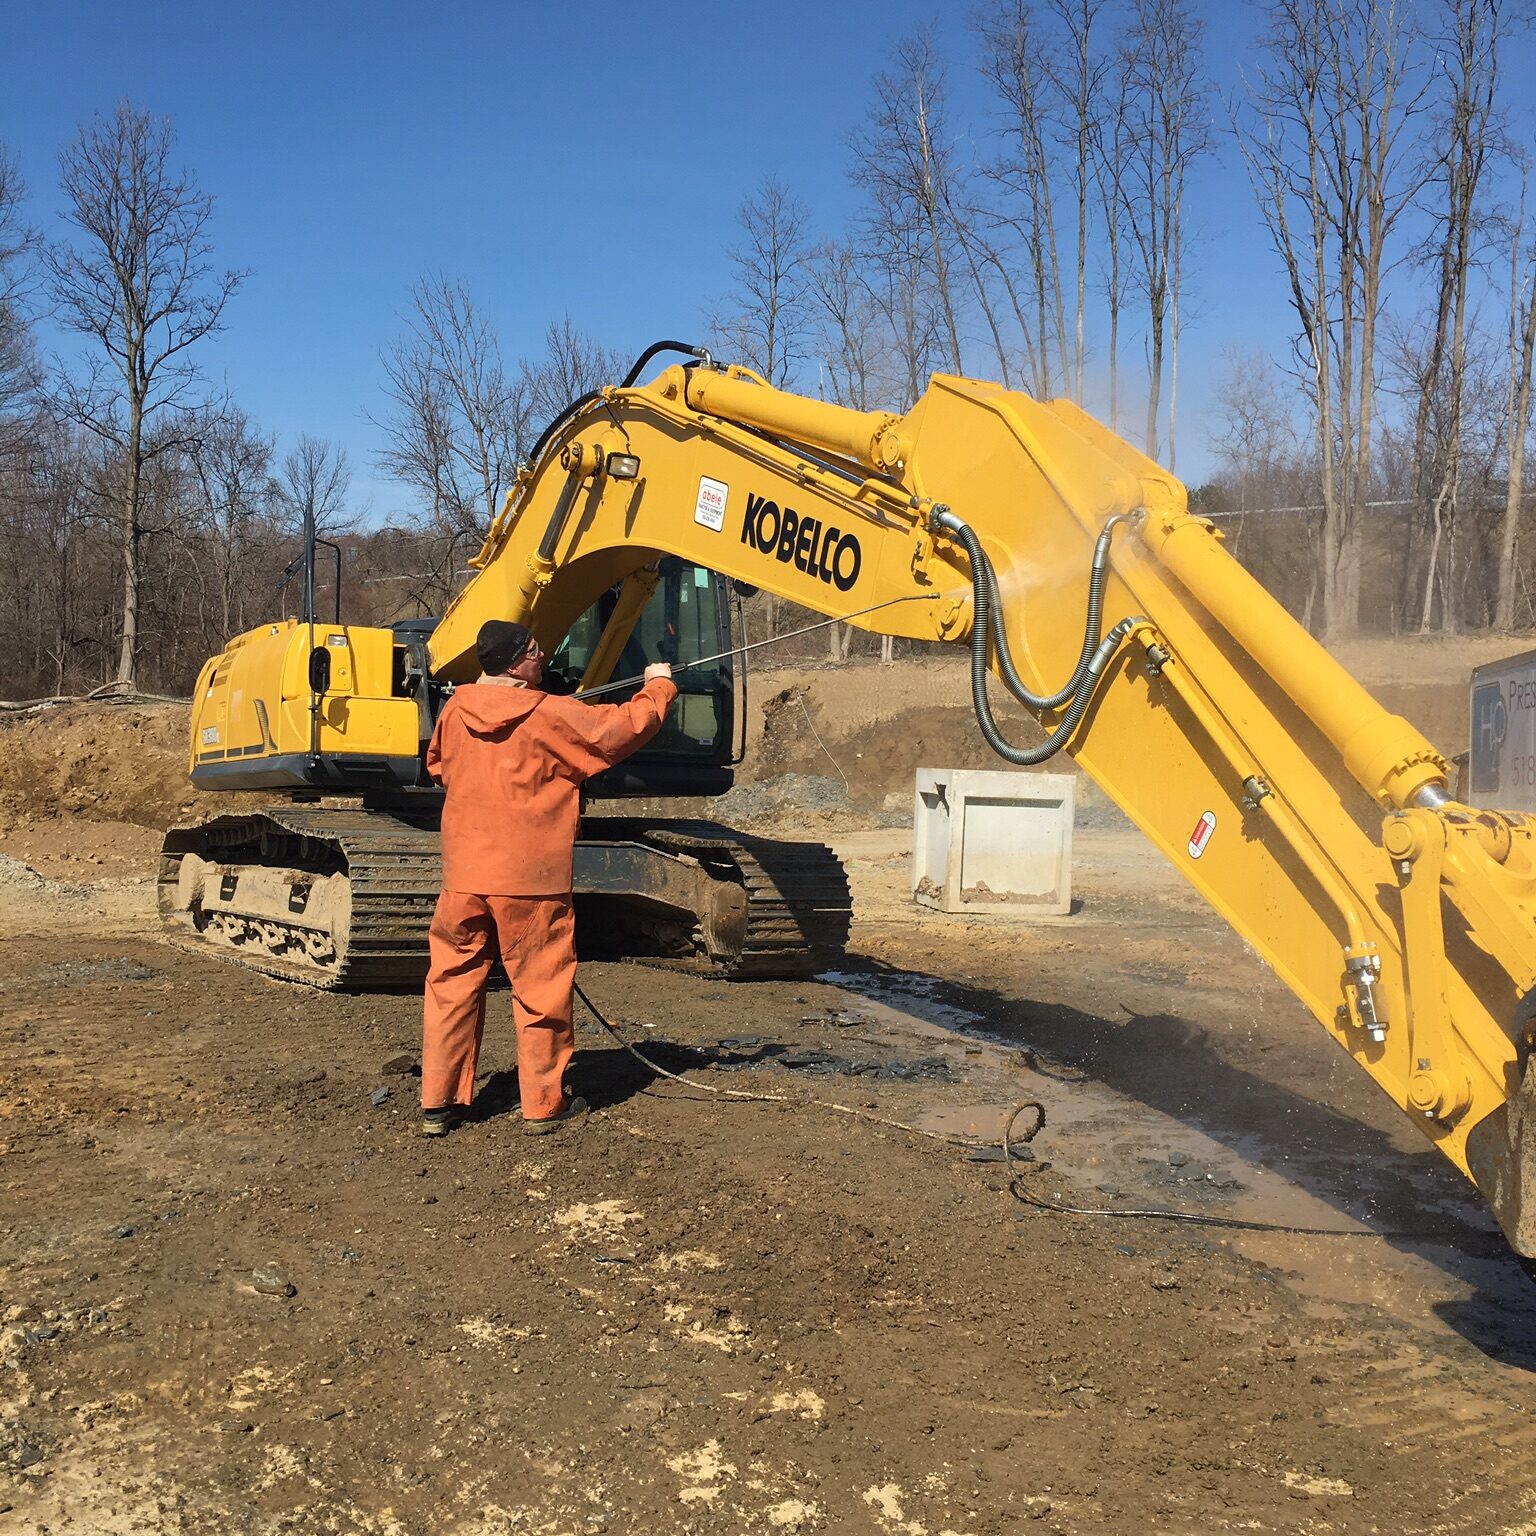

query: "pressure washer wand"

left=575, top=593, right=943, bottom=700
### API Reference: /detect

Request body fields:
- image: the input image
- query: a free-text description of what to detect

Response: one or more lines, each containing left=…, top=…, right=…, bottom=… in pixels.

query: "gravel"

left=0, top=855, right=44, bottom=891
left=710, top=774, right=851, bottom=824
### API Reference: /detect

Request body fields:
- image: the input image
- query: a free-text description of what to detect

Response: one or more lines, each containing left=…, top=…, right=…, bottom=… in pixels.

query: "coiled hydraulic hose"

left=934, top=508, right=1126, bottom=712
left=932, top=506, right=1146, bottom=767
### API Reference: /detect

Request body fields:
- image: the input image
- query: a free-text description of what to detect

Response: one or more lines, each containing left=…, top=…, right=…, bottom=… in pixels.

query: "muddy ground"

left=5, top=649, right=1536, bottom=1533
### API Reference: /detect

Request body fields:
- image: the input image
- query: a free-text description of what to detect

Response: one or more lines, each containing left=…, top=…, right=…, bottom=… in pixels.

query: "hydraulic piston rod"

left=1137, top=506, right=1450, bottom=809
left=680, top=367, right=913, bottom=474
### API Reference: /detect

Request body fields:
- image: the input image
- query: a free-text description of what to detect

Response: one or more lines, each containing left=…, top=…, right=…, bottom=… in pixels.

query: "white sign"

left=1187, top=810, right=1216, bottom=859
left=201, top=725, right=220, bottom=746
left=694, top=476, right=729, bottom=532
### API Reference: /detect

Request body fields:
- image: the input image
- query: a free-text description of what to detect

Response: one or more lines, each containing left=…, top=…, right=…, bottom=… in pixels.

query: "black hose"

left=965, top=540, right=1083, bottom=766
left=620, top=339, right=711, bottom=389
left=938, top=510, right=1124, bottom=712
left=520, top=342, right=713, bottom=477
left=1005, top=518, right=1121, bottom=709
left=937, top=507, right=1144, bottom=766
left=522, top=389, right=603, bottom=477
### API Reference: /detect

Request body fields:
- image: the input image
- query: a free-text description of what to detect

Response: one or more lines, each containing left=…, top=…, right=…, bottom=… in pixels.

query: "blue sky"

left=7, top=1, right=1534, bottom=521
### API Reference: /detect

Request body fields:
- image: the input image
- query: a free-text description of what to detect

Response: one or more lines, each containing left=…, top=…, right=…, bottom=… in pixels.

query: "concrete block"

left=913, top=768, right=1075, bottom=916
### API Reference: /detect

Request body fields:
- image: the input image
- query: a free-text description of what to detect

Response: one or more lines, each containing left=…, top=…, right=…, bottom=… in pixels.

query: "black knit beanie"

left=476, top=620, right=534, bottom=675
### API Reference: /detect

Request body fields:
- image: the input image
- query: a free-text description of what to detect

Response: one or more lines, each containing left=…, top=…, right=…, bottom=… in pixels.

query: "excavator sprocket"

left=157, top=808, right=850, bottom=989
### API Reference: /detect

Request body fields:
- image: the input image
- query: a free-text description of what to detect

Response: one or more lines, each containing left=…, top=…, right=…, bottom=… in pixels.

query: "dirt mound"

left=0, top=703, right=267, bottom=835
left=0, top=852, right=44, bottom=890
left=711, top=772, right=855, bottom=831
left=759, top=689, right=1032, bottom=807
left=750, top=657, right=973, bottom=752
left=1331, top=631, right=1525, bottom=687
left=753, top=635, right=1495, bottom=803
left=0, top=701, right=212, bottom=831
left=0, top=817, right=164, bottom=881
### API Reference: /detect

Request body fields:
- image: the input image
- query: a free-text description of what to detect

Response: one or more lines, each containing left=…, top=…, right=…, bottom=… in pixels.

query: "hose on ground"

left=572, top=978, right=1039, bottom=1151
left=1001, top=1106, right=1478, bottom=1240
left=576, top=984, right=1448, bottom=1244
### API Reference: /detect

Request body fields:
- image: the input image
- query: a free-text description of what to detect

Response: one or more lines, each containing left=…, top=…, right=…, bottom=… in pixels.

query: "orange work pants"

left=421, top=891, right=577, bottom=1120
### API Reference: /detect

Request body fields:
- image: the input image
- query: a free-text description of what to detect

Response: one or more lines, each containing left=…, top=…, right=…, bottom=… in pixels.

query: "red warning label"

left=1187, top=810, right=1217, bottom=859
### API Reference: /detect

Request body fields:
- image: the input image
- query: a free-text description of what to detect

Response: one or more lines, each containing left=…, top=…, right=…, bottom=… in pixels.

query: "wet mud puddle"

left=821, top=965, right=1532, bottom=1347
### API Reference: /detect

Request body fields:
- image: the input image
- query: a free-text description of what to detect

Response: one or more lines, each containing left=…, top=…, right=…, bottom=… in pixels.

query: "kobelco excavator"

left=163, top=341, right=1536, bottom=1257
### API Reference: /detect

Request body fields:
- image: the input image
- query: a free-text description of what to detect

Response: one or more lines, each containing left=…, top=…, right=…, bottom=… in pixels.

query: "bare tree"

left=43, top=101, right=242, bottom=685
left=0, top=145, right=41, bottom=461
left=0, top=146, right=31, bottom=303
left=376, top=275, right=528, bottom=542
left=805, top=238, right=892, bottom=659
left=1091, top=68, right=1133, bottom=430
left=281, top=434, right=352, bottom=538
left=0, top=420, right=99, bottom=692
left=861, top=212, right=947, bottom=409
left=1207, top=350, right=1306, bottom=583
left=976, top=0, right=1069, bottom=396
left=721, top=177, right=813, bottom=387
left=1048, top=0, right=1113, bottom=403
left=1120, top=0, right=1209, bottom=467
left=374, top=312, right=621, bottom=617
left=187, top=405, right=279, bottom=643
left=1211, top=347, right=1300, bottom=498
left=1404, top=0, right=1504, bottom=632
left=1498, top=170, right=1536, bottom=629
left=1236, top=0, right=1427, bottom=637
left=279, top=434, right=349, bottom=618
left=807, top=239, right=883, bottom=411
left=525, top=316, right=628, bottom=425
left=854, top=30, right=966, bottom=376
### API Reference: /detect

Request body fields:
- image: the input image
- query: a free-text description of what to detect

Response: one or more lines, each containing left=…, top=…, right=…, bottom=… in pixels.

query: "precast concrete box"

left=913, top=768, right=1075, bottom=916
left=1469, top=648, right=1536, bottom=811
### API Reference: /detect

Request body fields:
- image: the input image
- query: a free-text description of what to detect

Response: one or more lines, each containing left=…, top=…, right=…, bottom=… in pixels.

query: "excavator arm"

left=430, top=355, right=1536, bottom=1256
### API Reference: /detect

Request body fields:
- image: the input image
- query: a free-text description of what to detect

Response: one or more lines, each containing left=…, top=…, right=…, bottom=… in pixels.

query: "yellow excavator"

left=163, top=341, right=1536, bottom=1257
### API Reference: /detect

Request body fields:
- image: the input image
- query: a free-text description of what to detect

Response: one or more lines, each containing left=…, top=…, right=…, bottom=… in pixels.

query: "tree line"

left=0, top=104, right=631, bottom=697
left=711, top=0, right=1536, bottom=642
left=5, top=0, right=1536, bottom=698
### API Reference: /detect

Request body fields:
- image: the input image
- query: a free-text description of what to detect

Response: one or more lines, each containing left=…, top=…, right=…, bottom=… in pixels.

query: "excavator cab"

left=552, top=557, right=741, bottom=800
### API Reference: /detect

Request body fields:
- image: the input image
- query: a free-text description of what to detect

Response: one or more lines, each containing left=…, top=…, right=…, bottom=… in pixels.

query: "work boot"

left=420, top=1104, right=465, bottom=1138
left=522, top=1095, right=589, bottom=1137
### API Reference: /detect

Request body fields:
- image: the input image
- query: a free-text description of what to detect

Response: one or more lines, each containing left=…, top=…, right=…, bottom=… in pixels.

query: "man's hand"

left=644, top=662, right=673, bottom=683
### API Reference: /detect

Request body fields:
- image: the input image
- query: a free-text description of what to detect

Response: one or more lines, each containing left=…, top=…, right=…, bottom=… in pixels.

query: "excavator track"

left=602, top=818, right=852, bottom=979
left=158, top=808, right=850, bottom=989
left=158, top=808, right=442, bottom=989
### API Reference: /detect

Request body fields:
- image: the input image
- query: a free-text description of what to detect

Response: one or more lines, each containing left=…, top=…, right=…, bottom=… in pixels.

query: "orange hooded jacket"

left=426, top=676, right=678, bottom=895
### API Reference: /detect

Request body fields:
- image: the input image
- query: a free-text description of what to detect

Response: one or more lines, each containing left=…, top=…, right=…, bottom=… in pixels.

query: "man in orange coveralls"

left=420, top=619, right=676, bottom=1137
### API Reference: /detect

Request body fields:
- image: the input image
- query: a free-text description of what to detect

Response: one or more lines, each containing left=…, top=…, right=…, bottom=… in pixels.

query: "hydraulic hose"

left=934, top=506, right=1144, bottom=766
left=521, top=342, right=714, bottom=474
left=933, top=508, right=1125, bottom=712
left=620, top=339, right=712, bottom=389
left=522, top=390, right=602, bottom=476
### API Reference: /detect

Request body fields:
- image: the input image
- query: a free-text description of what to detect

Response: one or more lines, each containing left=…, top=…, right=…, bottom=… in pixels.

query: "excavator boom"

left=430, top=358, right=1536, bottom=1255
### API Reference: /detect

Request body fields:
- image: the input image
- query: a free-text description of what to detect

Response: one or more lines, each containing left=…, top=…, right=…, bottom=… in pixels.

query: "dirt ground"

left=5, top=648, right=1536, bottom=1533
